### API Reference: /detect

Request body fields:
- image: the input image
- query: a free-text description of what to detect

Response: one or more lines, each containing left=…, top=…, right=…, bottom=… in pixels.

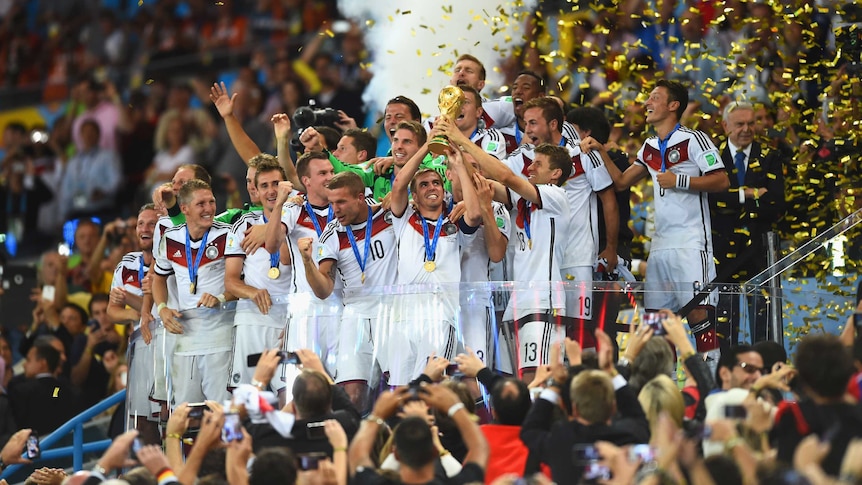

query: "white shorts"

left=458, top=301, right=494, bottom=368
left=127, top=336, right=155, bottom=421
left=149, top=327, right=176, bottom=404
left=229, top=325, right=287, bottom=392
left=645, top=248, right=717, bottom=311
left=333, top=314, right=380, bottom=386
left=561, top=266, right=593, bottom=320
left=513, top=312, right=565, bottom=371
left=171, top=353, right=231, bottom=406
left=386, top=320, right=460, bottom=386
left=285, top=293, right=341, bottom=374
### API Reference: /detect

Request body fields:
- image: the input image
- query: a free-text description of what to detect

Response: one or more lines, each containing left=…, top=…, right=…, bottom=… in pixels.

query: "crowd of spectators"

left=0, top=0, right=860, bottom=484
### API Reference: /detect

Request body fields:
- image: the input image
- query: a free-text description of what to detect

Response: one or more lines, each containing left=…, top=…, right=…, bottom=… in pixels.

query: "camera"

left=290, top=106, right=341, bottom=153
left=642, top=311, right=667, bottom=336
left=571, top=444, right=600, bottom=465
left=298, top=452, right=327, bottom=471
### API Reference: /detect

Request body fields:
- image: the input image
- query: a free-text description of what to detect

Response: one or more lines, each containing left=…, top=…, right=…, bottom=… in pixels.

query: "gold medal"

left=361, top=272, right=366, bottom=284
left=528, top=239, right=533, bottom=250
left=268, top=267, right=280, bottom=279
left=189, top=282, right=196, bottom=294
left=424, top=261, right=436, bottom=272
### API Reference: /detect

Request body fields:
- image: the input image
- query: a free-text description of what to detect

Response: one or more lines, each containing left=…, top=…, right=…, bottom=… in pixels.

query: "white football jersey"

left=154, top=222, right=232, bottom=352
left=635, top=126, right=723, bottom=252
left=111, top=252, right=152, bottom=330
left=315, top=206, right=397, bottom=304
left=506, top=184, right=571, bottom=312
left=460, top=201, right=510, bottom=284
left=225, top=212, right=292, bottom=299
left=279, top=200, right=341, bottom=302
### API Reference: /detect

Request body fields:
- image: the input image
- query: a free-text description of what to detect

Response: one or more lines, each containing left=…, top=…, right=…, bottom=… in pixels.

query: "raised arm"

left=473, top=173, right=508, bottom=263
left=210, top=82, right=261, bottom=163
left=447, top=147, right=482, bottom=227
left=297, top=238, right=336, bottom=299
left=581, top=136, right=648, bottom=191
left=390, top=137, right=431, bottom=218
left=442, top=119, right=541, bottom=204
left=272, top=113, right=304, bottom=190
left=264, top=181, right=292, bottom=255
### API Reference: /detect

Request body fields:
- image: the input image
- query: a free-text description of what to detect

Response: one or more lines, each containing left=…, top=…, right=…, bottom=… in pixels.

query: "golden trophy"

left=428, top=85, right=465, bottom=156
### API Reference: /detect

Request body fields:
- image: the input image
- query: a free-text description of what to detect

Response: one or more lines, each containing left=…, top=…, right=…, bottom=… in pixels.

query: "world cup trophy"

left=428, top=85, right=465, bottom=156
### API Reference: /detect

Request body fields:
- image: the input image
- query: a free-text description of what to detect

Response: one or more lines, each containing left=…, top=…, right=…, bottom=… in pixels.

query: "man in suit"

left=709, top=101, right=785, bottom=345
left=8, top=341, right=82, bottom=435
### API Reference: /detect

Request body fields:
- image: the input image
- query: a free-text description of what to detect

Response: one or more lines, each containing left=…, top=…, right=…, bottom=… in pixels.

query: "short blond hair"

left=570, top=370, right=615, bottom=424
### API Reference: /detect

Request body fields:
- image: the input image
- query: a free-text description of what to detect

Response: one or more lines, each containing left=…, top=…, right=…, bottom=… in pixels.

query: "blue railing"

left=0, top=390, right=126, bottom=480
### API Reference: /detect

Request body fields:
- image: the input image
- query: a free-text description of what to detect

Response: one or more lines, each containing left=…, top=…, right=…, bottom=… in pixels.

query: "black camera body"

left=290, top=106, right=341, bottom=153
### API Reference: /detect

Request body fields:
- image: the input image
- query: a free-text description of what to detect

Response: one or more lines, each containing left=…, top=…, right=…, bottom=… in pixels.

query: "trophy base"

left=428, top=136, right=451, bottom=157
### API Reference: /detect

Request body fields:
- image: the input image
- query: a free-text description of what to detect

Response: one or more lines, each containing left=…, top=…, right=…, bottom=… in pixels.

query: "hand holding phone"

left=26, top=434, right=41, bottom=459
left=643, top=312, right=667, bottom=336
left=222, top=413, right=243, bottom=442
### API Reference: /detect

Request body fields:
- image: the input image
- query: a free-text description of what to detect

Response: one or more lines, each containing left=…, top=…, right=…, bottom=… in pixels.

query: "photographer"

left=245, top=349, right=361, bottom=456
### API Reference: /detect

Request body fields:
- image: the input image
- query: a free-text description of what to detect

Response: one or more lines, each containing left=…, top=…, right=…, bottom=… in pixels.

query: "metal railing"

left=0, top=390, right=126, bottom=480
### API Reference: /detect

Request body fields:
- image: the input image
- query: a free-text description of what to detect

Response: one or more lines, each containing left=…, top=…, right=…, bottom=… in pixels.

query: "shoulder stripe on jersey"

left=586, top=151, right=602, bottom=169
left=319, top=226, right=338, bottom=244
left=680, top=127, right=710, bottom=151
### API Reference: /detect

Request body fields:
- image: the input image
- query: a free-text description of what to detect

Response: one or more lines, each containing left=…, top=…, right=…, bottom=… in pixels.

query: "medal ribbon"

left=346, top=206, right=373, bottom=279
left=138, top=255, right=146, bottom=287
left=185, top=228, right=210, bottom=290
left=657, top=123, right=680, bottom=197
left=523, top=201, right=533, bottom=248
left=558, top=136, right=567, bottom=147
left=262, top=214, right=280, bottom=269
left=304, top=201, right=334, bottom=236
left=420, top=212, right=445, bottom=263
left=658, top=123, right=681, bottom=173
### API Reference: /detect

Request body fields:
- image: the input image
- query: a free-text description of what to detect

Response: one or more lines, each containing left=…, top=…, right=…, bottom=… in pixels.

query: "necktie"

left=734, top=150, right=746, bottom=186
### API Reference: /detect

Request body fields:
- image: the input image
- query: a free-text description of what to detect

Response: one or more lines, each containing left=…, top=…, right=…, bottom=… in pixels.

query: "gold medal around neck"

left=424, top=261, right=436, bottom=272
left=268, top=267, right=280, bottom=279
left=189, top=282, right=196, bottom=294
left=361, top=272, right=366, bottom=284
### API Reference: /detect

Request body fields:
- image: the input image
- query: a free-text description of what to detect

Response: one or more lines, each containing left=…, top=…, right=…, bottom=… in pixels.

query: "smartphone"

left=406, top=382, right=424, bottom=401
left=26, top=434, right=40, bottom=459
left=222, top=413, right=243, bottom=442
left=306, top=421, right=327, bottom=440
left=583, top=462, right=611, bottom=480
left=571, top=444, right=600, bottom=465
left=129, top=437, right=142, bottom=459
left=188, top=402, right=208, bottom=418
left=298, top=452, right=327, bottom=471
left=724, top=404, right=747, bottom=419
left=643, top=311, right=667, bottom=336
left=41, top=284, right=56, bottom=303
left=629, top=444, right=655, bottom=462
left=246, top=351, right=300, bottom=367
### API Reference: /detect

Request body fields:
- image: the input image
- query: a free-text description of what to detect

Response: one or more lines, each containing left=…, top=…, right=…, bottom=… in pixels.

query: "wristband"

left=675, top=173, right=690, bottom=190
left=439, top=449, right=451, bottom=457
left=167, top=433, right=183, bottom=440
left=333, top=446, right=347, bottom=452
left=157, top=469, right=176, bottom=485
left=724, top=436, right=745, bottom=452
left=251, top=379, right=265, bottom=390
left=156, top=302, right=167, bottom=313
left=216, top=293, right=226, bottom=303
left=365, top=414, right=386, bottom=427
left=447, top=402, right=466, bottom=418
